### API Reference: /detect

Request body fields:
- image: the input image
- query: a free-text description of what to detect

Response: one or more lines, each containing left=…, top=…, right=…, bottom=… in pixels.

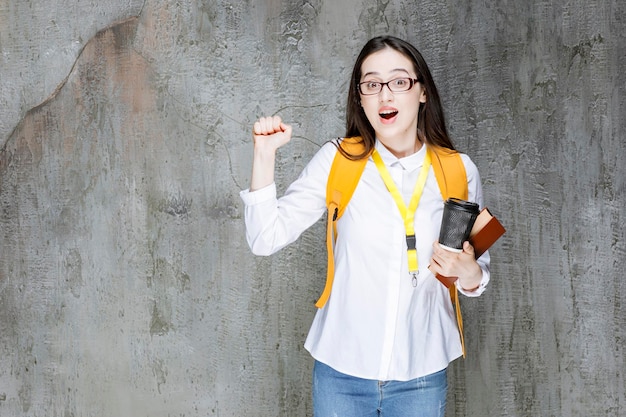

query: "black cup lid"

left=445, top=197, right=479, bottom=213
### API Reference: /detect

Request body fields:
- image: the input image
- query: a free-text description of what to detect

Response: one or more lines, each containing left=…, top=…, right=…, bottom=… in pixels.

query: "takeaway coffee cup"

left=438, top=198, right=480, bottom=252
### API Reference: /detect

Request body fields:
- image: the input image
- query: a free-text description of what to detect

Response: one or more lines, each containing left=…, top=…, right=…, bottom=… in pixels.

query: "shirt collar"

left=374, top=140, right=427, bottom=171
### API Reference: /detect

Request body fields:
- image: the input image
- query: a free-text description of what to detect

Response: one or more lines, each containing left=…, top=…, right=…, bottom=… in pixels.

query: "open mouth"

left=379, top=110, right=398, bottom=120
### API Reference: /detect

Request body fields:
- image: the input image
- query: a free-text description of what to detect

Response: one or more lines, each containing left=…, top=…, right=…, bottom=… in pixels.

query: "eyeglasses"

left=358, top=77, right=420, bottom=95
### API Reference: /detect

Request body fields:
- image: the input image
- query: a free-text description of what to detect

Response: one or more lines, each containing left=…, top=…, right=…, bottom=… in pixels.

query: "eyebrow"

left=362, top=68, right=411, bottom=78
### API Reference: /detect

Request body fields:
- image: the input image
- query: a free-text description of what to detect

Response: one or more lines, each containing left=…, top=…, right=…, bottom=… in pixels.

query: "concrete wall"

left=1, top=0, right=624, bottom=416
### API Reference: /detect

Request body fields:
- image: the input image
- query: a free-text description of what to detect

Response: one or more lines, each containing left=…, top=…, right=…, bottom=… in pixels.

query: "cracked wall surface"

left=1, top=0, right=625, bottom=416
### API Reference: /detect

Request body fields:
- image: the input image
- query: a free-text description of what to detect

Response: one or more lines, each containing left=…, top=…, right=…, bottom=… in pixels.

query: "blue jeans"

left=313, top=361, right=447, bottom=417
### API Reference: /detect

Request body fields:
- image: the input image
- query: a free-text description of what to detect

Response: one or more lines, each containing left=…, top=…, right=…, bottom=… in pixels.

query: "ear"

left=419, top=90, right=427, bottom=104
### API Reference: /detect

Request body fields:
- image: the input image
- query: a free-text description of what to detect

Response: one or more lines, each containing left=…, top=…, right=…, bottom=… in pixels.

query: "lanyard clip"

left=406, top=234, right=416, bottom=250
left=410, top=271, right=418, bottom=287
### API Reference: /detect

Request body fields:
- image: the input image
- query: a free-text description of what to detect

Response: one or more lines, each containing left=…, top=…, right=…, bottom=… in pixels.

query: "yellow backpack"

left=317, top=137, right=471, bottom=355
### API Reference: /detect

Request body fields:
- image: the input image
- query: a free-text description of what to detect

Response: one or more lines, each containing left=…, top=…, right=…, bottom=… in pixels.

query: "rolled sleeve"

left=239, top=183, right=277, bottom=206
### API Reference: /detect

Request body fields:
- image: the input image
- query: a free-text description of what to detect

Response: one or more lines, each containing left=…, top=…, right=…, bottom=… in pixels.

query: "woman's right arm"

left=241, top=116, right=334, bottom=256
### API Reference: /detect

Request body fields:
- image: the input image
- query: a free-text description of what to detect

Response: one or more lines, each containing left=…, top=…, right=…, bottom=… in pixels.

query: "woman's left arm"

left=428, top=154, right=490, bottom=296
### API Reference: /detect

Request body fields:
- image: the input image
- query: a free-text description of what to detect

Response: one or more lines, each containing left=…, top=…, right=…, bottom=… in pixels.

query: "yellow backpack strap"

left=315, top=137, right=368, bottom=308
left=429, top=146, right=468, bottom=201
left=429, top=146, right=469, bottom=357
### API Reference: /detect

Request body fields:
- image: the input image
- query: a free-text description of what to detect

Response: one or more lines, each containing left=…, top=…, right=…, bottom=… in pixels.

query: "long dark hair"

left=342, top=36, right=455, bottom=159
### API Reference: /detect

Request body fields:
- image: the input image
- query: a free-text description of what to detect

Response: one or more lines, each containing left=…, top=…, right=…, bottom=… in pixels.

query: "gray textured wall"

left=1, top=0, right=624, bottom=416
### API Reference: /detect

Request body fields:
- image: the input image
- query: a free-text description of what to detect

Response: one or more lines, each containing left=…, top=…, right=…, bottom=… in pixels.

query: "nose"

left=379, top=84, right=394, bottom=101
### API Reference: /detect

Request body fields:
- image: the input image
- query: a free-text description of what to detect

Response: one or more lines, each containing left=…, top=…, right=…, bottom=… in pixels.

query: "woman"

left=240, top=36, right=490, bottom=417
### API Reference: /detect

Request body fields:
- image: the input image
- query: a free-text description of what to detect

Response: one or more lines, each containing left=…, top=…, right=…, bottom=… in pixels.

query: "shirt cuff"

left=239, top=182, right=277, bottom=206
left=456, top=267, right=489, bottom=297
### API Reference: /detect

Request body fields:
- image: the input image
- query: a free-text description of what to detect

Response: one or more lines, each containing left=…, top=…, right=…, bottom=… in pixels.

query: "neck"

left=379, top=136, right=423, bottom=158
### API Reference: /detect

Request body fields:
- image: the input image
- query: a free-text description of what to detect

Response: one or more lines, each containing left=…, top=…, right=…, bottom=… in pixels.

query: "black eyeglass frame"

left=357, top=77, right=421, bottom=95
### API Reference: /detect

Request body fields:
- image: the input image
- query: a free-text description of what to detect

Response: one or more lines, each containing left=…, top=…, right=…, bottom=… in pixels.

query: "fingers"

left=462, top=241, right=475, bottom=256
left=253, top=115, right=288, bottom=136
left=431, top=241, right=448, bottom=261
left=280, top=122, right=292, bottom=137
left=430, top=243, right=445, bottom=268
left=430, top=240, right=479, bottom=278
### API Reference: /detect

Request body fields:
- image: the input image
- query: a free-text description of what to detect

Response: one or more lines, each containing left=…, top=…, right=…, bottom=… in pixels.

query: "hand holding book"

left=435, top=207, right=506, bottom=288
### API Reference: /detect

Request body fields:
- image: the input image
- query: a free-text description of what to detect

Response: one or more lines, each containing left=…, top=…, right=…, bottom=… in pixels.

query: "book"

left=435, top=207, right=506, bottom=288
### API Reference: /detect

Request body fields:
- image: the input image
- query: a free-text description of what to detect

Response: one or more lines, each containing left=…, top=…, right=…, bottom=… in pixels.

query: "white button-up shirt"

left=240, top=139, right=490, bottom=381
